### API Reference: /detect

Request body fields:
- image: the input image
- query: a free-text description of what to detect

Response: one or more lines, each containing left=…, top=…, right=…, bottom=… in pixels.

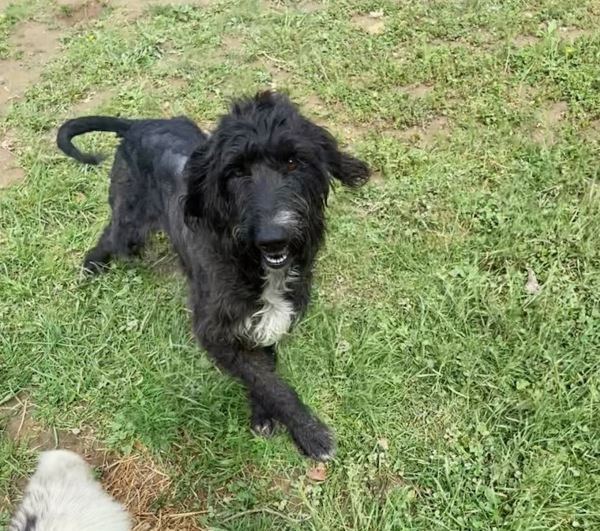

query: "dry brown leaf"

left=525, top=268, right=541, bottom=294
left=306, top=462, right=327, bottom=482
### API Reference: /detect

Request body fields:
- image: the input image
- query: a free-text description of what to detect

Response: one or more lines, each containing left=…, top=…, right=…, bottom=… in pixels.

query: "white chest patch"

left=240, top=269, right=297, bottom=346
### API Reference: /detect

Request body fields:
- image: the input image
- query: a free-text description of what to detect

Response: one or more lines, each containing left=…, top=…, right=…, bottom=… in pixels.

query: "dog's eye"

left=286, top=158, right=299, bottom=172
left=229, top=165, right=247, bottom=179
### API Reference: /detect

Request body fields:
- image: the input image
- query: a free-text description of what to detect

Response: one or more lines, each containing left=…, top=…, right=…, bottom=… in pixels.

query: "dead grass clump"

left=103, top=453, right=206, bottom=531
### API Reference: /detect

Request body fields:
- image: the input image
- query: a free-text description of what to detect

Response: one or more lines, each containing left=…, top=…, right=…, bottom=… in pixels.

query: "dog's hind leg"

left=83, top=223, right=114, bottom=274
left=83, top=156, right=152, bottom=274
left=83, top=219, right=147, bottom=274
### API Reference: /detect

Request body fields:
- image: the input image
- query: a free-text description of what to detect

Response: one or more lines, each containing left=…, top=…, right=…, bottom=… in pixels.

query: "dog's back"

left=9, top=450, right=131, bottom=531
left=122, top=116, right=208, bottom=182
left=57, top=114, right=208, bottom=178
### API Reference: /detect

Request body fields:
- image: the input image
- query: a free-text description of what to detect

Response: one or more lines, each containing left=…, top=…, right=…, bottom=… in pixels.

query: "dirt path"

left=0, top=0, right=208, bottom=188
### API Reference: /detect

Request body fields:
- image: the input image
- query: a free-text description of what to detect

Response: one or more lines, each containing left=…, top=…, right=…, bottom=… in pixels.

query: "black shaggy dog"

left=57, top=90, right=370, bottom=460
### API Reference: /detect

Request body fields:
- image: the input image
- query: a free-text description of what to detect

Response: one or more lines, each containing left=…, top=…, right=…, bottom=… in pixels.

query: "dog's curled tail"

left=57, top=116, right=134, bottom=165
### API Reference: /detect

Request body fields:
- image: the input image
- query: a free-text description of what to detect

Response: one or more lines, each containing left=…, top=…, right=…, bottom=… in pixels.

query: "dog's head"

left=184, top=90, right=370, bottom=270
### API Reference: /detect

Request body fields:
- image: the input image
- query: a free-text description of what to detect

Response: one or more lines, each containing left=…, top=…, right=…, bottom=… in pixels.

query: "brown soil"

left=558, top=27, right=592, bottom=42
left=1, top=395, right=102, bottom=458
left=584, top=119, right=600, bottom=141
left=0, top=22, right=62, bottom=111
left=541, top=101, right=568, bottom=125
left=111, top=0, right=214, bottom=20
left=0, top=12, right=67, bottom=187
left=389, top=116, right=450, bottom=146
left=69, top=89, right=114, bottom=115
left=351, top=11, right=385, bottom=35
left=221, top=34, right=244, bottom=51
left=512, top=35, right=539, bottom=48
left=0, top=136, right=25, bottom=188
left=401, top=84, right=434, bottom=97
left=532, top=101, right=567, bottom=145
left=57, top=0, right=105, bottom=24
left=298, top=1, right=324, bottom=13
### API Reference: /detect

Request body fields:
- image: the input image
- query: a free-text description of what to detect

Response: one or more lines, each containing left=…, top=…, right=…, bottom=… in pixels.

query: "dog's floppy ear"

left=183, top=148, right=207, bottom=225
left=183, top=145, right=231, bottom=232
left=311, top=123, right=370, bottom=187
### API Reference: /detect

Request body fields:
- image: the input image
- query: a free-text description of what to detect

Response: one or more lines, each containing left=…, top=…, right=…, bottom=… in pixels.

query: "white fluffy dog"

left=9, top=450, right=131, bottom=531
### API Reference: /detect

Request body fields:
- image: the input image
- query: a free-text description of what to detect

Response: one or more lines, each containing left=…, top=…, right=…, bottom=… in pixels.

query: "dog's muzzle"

left=256, top=224, right=292, bottom=270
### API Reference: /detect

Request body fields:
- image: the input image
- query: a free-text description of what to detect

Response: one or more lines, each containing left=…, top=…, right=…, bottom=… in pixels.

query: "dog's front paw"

left=250, top=404, right=277, bottom=438
left=251, top=417, right=277, bottom=438
left=290, top=418, right=336, bottom=461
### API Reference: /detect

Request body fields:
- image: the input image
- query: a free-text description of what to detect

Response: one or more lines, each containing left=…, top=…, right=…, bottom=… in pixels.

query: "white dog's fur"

left=9, top=450, right=131, bottom=531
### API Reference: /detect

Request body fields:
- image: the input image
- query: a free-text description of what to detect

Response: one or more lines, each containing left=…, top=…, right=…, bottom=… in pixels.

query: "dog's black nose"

left=256, top=225, right=289, bottom=252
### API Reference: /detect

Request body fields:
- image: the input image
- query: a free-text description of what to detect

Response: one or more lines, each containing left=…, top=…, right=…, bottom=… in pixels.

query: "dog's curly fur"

left=56, top=90, right=370, bottom=460
left=9, top=450, right=131, bottom=531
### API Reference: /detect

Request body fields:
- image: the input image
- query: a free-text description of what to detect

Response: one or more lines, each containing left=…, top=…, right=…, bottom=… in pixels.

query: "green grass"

left=1, top=0, right=600, bottom=529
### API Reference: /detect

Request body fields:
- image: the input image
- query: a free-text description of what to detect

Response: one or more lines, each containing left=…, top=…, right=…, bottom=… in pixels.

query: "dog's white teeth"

left=266, top=253, right=288, bottom=265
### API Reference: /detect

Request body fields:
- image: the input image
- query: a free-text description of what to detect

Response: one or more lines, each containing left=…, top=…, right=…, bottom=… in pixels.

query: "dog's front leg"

left=206, top=342, right=336, bottom=461
left=247, top=346, right=277, bottom=438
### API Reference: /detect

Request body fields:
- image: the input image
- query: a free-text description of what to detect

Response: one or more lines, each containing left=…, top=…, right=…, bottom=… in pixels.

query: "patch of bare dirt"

left=250, top=58, right=294, bottom=89
left=110, top=0, right=213, bottom=20
left=0, top=22, right=62, bottom=111
left=296, top=96, right=368, bottom=145
left=300, top=93, right=326, bottom=114
left=294, top=94, right=376, bottom=150
left=390, top=116, right=450, bottom=146
left=298, top=1, right=324, bottom=13
left=169, top=76, right=189, bottom=89
left=431, top=29, right=494, bottom=48
left=532, top=101, right=567, bottom=145
left=512, top=34, right=539, bottom=48
left=541, top=101, right=568, bottom=125
left=351, top=10, right=385, bottom=35
left=514, top=83, right=535, bottom=103
left=471, top=28, right=495, bottom=44
left=271, top=68, right=293, bottom=88
left=0, top=59, right=36, bottom=110
left=222, top=34, right=244, bottom=51
left=44, top=90, right=113, bottom=145
left=401, top=84, right=433, bottom=97
left=1, top=394, right=101, bottom=458
left=337, top=122, right=370, bottom=145
left=0, top=133, right=25, bottom=188
left=10, top=21, right=62, bottom=58
left=558, top=27, right=592, bottom=42
left=69, top=88, right=113, bottom=115
left=57, top=0, right=105, bottom=25
left=584, top=119, right=600, bottom=141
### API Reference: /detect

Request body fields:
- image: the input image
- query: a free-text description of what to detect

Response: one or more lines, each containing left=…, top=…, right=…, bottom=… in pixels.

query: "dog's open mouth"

left=263, top=250, right=290, bottom=269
